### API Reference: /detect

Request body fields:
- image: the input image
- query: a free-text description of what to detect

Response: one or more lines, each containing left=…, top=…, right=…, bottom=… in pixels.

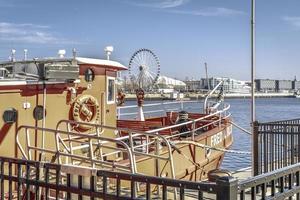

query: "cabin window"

left=84, top=68, right=95, bottom=82
left=3, top=108, right=17, bottom=124
left=107, top=77, right=115, bottom=104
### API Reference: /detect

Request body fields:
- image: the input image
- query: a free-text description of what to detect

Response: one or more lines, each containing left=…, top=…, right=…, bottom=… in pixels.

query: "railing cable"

left=171, top=141, right=251, bottom=155
left=230, top=121, right=252, bottom=135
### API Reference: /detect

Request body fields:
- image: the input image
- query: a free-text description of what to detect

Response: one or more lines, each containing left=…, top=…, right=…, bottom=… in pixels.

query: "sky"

left=0, top=0, right=300, bottom=81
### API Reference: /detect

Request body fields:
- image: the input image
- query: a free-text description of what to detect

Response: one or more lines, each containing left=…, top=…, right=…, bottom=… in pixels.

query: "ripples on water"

left=120, top=98, right=300, bottom=171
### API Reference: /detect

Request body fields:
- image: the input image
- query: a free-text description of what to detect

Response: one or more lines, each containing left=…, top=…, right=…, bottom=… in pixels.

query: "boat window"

left=3, top=108, right=17, bottom=124
left=107, top=77, right=115, bottom=104
left=84, top=68, right=95, bottom=82
left=33, top=105, right=46, bottom=120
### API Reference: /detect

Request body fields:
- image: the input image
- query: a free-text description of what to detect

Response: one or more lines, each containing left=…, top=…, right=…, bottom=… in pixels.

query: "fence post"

left=253, top=121, right=259, bottom=176
left=216, top=176, right=238, bottom=200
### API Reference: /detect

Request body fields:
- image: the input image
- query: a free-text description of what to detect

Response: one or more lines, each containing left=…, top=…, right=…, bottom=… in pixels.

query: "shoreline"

left=124, top=92, right=295, bottom=101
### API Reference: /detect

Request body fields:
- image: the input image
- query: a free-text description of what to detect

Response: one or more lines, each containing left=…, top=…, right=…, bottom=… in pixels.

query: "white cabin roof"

left=76, top=57, right=127, bottom=70
left=157, top=75, right=186, bottom=86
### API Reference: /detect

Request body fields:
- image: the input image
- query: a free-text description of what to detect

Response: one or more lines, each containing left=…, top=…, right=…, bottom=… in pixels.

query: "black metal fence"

left=238, top=160, right=300, bottom=200
left=0, top=156, right=236, bottom=200
left=2, top=156, right=300, bottom=199
left=253, top=118, right=300, bottom=176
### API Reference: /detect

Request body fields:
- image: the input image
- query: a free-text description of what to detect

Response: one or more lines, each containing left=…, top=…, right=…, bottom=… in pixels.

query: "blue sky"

left=0, top=0, right=300, bottom=80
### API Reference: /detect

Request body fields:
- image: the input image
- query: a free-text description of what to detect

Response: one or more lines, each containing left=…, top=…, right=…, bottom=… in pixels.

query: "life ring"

left=72, top=95, right=100, bottom=130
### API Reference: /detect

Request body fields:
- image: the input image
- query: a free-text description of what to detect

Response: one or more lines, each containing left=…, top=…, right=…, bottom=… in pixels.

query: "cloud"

left=124, top=0, right=189, bottom=8
left=282, top=16, right=300, bottom=28
left=169, top=7, right=245, bottom=17
left=123, top=1, right=244, bottom=17
left=0, top=22, right=77, bottom=44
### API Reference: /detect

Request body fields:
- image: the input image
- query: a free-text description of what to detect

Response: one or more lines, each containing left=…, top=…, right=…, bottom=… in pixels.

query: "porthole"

left=84, top=68, right=95, bottom=82
left=3, top=108, right=17, bottom=124
left=33, top=105, right=46, bottom=121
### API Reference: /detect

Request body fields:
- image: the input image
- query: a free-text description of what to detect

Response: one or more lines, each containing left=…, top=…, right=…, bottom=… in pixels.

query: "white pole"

left=251, top=0, right=256, bottom=175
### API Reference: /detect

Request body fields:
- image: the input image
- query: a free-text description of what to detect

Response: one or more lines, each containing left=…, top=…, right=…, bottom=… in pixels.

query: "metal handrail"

left=146, top=103, right=230, bottom=134
left=56, top=119, right=176, bottom=181
left=117, top=100, right=200, bottom=109
left=239, top=164, right=300, bottom=199
left=54, top=103, right=230, bottom=176
left=16, top=99, right=231, bottom=184
left=16, top=125, right=136, bottom=173
left=0, top=155, right=233, bottom=200
left=117, top=100, right=201, bottom=118
left=203, top=81, right=223, bottom=113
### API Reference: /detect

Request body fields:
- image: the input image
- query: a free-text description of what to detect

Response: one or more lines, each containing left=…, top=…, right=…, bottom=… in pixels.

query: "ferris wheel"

left=128, top=49, right=160, bottom=90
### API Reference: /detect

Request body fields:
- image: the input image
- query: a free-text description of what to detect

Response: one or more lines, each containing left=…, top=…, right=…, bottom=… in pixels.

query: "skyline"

left=0, top=0, right=300, bottom=80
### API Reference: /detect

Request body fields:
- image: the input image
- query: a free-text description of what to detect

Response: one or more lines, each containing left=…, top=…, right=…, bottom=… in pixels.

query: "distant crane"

left=205, top=62, right=210, bottom=91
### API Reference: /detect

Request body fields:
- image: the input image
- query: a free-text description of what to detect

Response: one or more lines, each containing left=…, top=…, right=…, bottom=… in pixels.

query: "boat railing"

left=17, top=122, right=177, bottom=180
left=16, top=125, right=136, bottom=174
left=56, top=119, right=176, bottom=180
left=54, top=104, right=230, bottom=172
left=146, top=102, right=231, bottom=142
left=117, top=100, right=200, bottom=118
left=204, top=81, right=224, bottom=114
left=56, top=101, right=230, bottom=158
left=16, top=98, right=230, bottom=180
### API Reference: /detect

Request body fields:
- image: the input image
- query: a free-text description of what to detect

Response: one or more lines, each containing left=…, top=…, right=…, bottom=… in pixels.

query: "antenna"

left=23, top=49, right=28, bottom=61
left=11, top=49, right=16, bottom=62
left=58, top=49, right=66, bottom=58
left=72, top=48, right=77, bottom=59
left=72, top=48, right=77, bottom=65
left=104, top=46, right=114, bottom=60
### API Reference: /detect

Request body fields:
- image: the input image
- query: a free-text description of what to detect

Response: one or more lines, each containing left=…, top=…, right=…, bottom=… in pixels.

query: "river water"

left=119, top=98, right=300, bottom=171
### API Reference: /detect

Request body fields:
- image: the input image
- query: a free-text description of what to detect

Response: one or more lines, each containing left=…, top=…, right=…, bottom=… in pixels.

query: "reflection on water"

left=119, top=98, right=300, bottom=171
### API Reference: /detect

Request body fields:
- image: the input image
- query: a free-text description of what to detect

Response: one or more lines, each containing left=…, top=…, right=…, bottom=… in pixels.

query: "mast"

left=205, top=62, right=210, bottom=91
left=251, top=0, right=256, bottom=175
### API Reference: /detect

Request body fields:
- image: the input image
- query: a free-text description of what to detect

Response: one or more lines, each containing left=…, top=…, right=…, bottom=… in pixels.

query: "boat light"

left=104, top=46, right=114, bottom=60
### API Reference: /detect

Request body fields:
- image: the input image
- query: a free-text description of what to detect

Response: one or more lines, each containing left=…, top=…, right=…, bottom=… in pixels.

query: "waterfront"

left=120, top=97, right=300, bottom=171
left=123, top=92, right=295, bottom=101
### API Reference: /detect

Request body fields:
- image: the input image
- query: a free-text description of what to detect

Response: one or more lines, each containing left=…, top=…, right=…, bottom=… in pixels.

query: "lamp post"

left=251, top=0, right=256, bottom=176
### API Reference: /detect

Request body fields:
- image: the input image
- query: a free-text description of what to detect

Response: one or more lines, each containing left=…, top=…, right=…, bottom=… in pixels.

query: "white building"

left=207, top=77, right=251, bottom=94
left=157, top=75, right=186, bottom=93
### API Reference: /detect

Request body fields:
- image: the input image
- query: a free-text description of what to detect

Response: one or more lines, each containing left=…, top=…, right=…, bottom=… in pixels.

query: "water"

left=119, top=98, right=300, bottom=171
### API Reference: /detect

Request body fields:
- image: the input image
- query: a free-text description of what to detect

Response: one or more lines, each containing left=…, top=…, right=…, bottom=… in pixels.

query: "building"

left=276, top=80, right=293, bottom=92
left=255, top=79, right=276, bottom=92
left=184, top=80, right=202, bottom=91
left=156, top=75, right=186, bottom=93
left=255, top=79, right=296, bottom=92
left=292, top=80, right=300, bottom=90
left=185, top=77, right=250, bottom=93
left=205, top=77, right=250, bottom=94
